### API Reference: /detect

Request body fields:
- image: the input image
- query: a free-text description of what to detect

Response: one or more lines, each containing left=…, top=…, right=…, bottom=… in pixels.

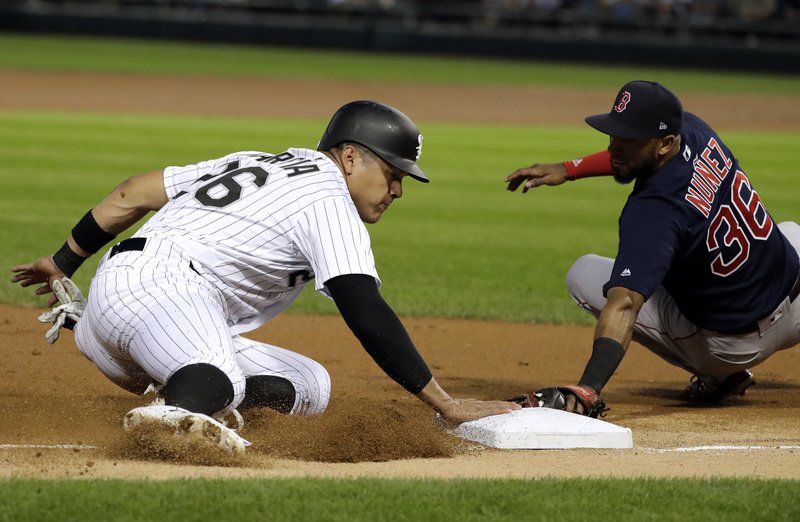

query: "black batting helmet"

left=317, top=100, right=428, bottom=183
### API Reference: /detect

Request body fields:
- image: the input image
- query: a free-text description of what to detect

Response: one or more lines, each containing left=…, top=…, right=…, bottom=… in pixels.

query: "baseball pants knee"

left=75, top=255, right=246, bottom=415
left=233, top=336, right=331, bottom=416
left=566, top=254, right=765, bottom=380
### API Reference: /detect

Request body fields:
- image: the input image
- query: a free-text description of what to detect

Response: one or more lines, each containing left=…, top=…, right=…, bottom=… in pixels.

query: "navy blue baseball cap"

left=585, top=81, right=683, bottom=139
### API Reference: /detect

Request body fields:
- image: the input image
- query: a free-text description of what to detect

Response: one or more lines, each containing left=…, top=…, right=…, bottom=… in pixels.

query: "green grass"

left=2, top=33, right=799, bottom=516
left=1, top=32, right=800, bottom=95
left=1, top=477, right=799, bottom=521
left=1, top=111, right=797, bottom=323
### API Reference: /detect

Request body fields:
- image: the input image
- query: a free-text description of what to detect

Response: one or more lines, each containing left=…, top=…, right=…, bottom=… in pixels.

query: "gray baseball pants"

left=566, top=222, right=800, bottom=381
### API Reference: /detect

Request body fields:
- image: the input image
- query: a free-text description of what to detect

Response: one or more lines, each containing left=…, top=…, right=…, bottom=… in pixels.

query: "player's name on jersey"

left=172, top=151, right=323, bottom=200
left=684, top=137, right=734, bottom=218
left=256, top=151, right=323, bottom=177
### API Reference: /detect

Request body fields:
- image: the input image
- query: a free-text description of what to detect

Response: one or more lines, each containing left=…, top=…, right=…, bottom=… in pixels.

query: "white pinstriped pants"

left=566, top=222, right=800, bottom=381
left=74, top=244, right=330, bottom=416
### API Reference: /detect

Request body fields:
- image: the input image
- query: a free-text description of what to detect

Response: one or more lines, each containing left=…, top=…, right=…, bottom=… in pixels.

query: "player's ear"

left=340, top=144, right=356, bottom=175
left=657, top=135, right=677, bottom=156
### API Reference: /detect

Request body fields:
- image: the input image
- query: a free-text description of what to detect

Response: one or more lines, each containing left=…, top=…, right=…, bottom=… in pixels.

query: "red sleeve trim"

left=563, top=150, right=613, bottom=180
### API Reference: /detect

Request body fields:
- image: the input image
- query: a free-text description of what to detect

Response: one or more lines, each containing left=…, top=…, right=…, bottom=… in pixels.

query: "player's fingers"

left=523, top=179, right=541, bottom=193
left=11, top=264, right=33, bottom=273
left=47, top=294, right=59, bottom=307
left=525, top=172, right=556, bottom=192
left=19, top=279, right=39, bottom=288
left=35, top=284, right=53, bottom=296
left=475, top=401, right=521, bottom=418
left=10, top=272, right=36, bottom=282
left=505, top=168, right=530, bottom=182
left=506, top=176, right=528, bottom=191
left=505, top=169, right=534, bottom=191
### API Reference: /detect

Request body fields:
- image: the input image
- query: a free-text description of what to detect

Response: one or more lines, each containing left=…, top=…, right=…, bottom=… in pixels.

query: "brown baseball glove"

left=509, top=384, right=607, bottom=418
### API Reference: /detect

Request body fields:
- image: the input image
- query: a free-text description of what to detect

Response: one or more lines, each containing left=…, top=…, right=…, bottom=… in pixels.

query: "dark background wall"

left=2, top=0, right=799, bottom=73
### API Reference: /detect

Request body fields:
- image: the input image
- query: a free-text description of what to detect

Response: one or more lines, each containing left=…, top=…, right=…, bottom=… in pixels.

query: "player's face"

left=607, top=136, right=661, bottom=184
left=345, top=149, right=405, bottom=224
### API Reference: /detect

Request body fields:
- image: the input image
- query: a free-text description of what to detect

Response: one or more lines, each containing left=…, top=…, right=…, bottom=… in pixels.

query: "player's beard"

left=612, top=156, right=659, bottom=185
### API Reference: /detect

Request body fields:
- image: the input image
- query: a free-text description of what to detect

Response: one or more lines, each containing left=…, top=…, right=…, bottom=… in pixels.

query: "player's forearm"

left=327, top=274, right=433, bottom=394
left=564, top=150, right=613, bottom=180
left=415, top=377, right=457, bottom=415
left=345, top=307, right=433, bottom=394
left=577, top=287, right=644, bottom=393
left=53, top=171, right=168, bottom=275
left=594, top=287, right=644, bottom=347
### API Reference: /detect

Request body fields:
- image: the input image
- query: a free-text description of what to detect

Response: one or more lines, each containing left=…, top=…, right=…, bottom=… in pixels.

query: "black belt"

left=109, top=237, right=146, bottom=258
left=108, top=237, right=200, bottom=275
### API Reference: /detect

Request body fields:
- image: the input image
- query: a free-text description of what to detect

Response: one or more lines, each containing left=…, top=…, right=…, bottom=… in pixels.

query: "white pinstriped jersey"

left=133, top=148, right=380, bottom=334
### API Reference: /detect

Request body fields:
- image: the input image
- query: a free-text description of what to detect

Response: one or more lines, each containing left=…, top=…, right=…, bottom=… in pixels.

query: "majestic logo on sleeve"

left=614, top=91, right=631, bottom=113
left=415, top=134, right=423, bottom=161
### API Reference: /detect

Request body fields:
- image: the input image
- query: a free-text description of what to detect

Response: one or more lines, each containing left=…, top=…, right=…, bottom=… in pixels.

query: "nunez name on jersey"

left=684, top=136, right=734, bottom=219
left=135, top=148, right=381, bottom=334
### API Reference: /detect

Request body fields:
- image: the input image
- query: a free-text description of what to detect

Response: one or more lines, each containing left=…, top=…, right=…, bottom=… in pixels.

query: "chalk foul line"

left=2, top=443, right=798, bottom=453
left=644, top=445, right=800, bottom=453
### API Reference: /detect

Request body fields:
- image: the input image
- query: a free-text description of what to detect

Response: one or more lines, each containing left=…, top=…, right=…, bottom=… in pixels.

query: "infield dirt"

left=1, top=70, right=799, bottom=479
left=3, top=70, right=800, bottom=130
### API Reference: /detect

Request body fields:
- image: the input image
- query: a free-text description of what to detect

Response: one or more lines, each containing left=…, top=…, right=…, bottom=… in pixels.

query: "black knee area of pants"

left=240, top=376, right=296, bottom=414
left=164, top=363, right=234, bottom=416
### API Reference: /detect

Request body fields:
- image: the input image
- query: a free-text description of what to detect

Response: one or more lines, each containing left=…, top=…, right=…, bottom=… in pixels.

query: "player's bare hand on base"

left=505, top=163, right=568, bottom=193
left=439, top=398, right=521, bottom=424
left=11, top=256, right=66, bottom=306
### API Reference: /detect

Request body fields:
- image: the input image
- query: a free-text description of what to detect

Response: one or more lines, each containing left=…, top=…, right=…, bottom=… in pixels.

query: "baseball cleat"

left=683, top=370, right=755, bottom=402
left=123, top=405, right=251, bottom=454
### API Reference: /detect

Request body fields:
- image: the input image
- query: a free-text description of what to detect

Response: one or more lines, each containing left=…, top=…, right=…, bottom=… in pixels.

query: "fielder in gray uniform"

left=12, top=101, right=519, bottom=452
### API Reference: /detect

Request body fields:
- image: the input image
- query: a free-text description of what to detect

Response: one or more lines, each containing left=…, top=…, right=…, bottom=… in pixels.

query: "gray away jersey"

left=134, top=148, right=380, bottom=334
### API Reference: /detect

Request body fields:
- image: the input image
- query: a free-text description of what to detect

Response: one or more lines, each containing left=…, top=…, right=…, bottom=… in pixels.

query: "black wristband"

left=52, top=242, right=85, bottom=277
left=72, top=210, right=116, bottom=254
left=578, top=337, right=626, bottom=393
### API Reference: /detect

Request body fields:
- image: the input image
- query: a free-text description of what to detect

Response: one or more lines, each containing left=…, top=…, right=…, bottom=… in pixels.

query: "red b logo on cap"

left=614, top=91, right=631, bottom=113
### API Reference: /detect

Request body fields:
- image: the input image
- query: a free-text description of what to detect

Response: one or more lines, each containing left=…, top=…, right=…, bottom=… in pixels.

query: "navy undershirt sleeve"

left=325, top=274, right=433, bottom=394
left=603, top=196, right=683, bottom=299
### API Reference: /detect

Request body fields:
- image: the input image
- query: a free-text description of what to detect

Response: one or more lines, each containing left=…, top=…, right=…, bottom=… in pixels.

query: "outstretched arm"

left=505, top=150, right=613, bottom=193
left=11, top=170, right=168, bottom=305
left=326, top=274, right=520, bottom=423
left=564, top=286, right=644, bottom=414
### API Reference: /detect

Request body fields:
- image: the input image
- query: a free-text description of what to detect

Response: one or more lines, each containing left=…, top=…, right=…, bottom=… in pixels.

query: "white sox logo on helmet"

left=614, top=91, right=632, bottom=113
left=415, top=134, right=423, bottom=161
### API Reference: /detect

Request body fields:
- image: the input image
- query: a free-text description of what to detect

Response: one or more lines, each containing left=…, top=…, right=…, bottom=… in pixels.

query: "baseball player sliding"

left=506, top=81, right=800, bottom=417
left=12, top=101, right=519, bottom=452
